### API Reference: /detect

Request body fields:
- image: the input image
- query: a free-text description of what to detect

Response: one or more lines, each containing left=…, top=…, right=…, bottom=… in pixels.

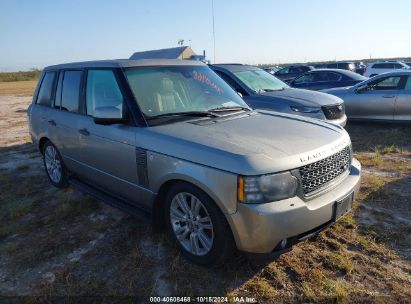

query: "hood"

left=260, top=87, right=343, bottom=106
left=139, top=112, right=351, bottom=175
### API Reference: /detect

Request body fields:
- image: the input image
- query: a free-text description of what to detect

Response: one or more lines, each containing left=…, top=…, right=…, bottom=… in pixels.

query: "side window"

left=327, top=63, right=338, bottom=68
left=61, top=71, right=82, bottom=113
left=369, top=76, right=402, bottom=90
left=36, top=72, right=56, bottom=106
left=294, top=73, right=313, bottom=84
left=326, top=72, right=341, bottom=81
left=86, top=70, right=124, bottom=117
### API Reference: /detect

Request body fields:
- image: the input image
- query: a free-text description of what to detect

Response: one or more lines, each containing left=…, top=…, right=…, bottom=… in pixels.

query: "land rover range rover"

left=28, top=59, right=361, bottom=265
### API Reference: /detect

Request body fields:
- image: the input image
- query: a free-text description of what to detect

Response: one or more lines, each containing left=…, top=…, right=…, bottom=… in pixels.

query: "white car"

left=364, top=61, right=410, bottom=77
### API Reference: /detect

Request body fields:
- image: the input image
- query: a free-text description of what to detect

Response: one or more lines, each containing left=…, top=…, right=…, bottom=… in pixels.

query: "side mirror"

left=356, top=84, right=368, bottom=93
left=93, top=106, right=128, bottom=125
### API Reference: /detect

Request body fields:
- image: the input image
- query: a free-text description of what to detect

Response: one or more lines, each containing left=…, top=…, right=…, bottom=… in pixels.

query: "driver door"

left=75, top=69, right=145, bottom=205
left=348, top=75, right=402, bottom=120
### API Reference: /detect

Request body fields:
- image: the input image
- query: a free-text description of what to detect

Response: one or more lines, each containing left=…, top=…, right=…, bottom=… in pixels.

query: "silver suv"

left=28, top=59, right=361, bottom=265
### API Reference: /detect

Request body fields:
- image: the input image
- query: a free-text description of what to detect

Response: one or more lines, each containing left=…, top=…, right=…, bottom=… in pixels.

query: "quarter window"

left=86, top=70, right=123, bottom=117
left=36, top=72, right=56, bottom=106
left=61, top=71, right=82, bottom=113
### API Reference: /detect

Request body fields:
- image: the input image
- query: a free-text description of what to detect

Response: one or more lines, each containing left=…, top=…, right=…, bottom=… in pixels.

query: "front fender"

left=147, top=151, right=238, bottom=215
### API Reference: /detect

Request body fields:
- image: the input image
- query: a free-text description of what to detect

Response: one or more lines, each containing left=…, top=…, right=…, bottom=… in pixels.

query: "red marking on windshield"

left=192, top=71, right=223, bottom=94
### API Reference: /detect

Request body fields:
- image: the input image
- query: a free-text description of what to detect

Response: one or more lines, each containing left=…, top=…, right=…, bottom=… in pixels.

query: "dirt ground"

left=0, top=94, right=410, bottom=303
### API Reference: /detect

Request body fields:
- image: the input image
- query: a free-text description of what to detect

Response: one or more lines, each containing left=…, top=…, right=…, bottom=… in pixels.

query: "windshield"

left=233, top=69, right=289, bottom=92
left=124, top=66, right=249, bottom=119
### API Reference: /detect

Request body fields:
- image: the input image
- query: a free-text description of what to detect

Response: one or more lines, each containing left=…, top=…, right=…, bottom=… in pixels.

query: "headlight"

left=290, top=106, right=321, bottom=113
left=238, top=172, right=298, bottom=204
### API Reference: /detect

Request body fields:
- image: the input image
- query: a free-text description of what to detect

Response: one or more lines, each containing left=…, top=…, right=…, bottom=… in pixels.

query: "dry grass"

left=0, top=80, right=37, bottom=96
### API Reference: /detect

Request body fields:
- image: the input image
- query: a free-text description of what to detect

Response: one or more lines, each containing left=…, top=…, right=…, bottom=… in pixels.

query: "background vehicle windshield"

left=234, top=69, right=289, bottom=92
left=124, top=66, right=249, bottom=117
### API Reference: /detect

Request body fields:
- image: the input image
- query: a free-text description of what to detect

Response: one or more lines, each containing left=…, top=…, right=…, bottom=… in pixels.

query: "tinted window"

left=86, top=70, right=123, bottom=117
left=61, top=71, right=82, bottom=113
left=289, top=67, right=302, bottom=73
left=327, top=63, right=338, bottom=68
left=326, top=72, right=341, bottom=81
left=394, top=63, right=405, bottom=69
left=36, top=72, right=56, bottom=106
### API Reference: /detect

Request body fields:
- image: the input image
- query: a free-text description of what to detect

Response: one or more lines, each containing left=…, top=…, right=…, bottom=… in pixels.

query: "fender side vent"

left=136, top=148, right=149, bottom=188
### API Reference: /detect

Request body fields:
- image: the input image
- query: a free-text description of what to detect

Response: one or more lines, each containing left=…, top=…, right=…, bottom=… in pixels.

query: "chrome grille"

left=299, top=146, right=351, bottom=195
left=322, top=104, right=345, bottom=120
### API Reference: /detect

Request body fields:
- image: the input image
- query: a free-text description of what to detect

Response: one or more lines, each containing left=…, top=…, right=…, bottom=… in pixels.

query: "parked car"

left=363, top=61, right=410, bottom=77
left=314, top=62, right=356, bottom=73
left=210, top=64, right=347, bottom=126
left=323, top=71, right=411, bottom=121
left=28, top=59, right=361, bottom=265
left=289, top=69, right=367, bottom=91
left=355, top=62, right=366, bottom=75
left=274, top=65, right=314, bottom=83
left=263, top=66, right=281, bottom=75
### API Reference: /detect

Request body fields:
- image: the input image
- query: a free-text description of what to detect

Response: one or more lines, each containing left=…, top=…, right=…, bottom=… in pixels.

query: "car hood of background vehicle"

left=139, top=112, right=350, bottom=175
left=321, top=86, right=353, bottom=96
left=260, top=87, right=343, bottom=106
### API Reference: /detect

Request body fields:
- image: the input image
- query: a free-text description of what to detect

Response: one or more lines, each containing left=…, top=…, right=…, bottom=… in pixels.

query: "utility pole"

left=211, top=0, right=216, bottom=63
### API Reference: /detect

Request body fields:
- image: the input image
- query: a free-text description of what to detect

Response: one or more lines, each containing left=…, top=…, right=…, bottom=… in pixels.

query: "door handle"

left=382, top=95, right=395, bottom=98
left=78, top=128, right=90, bottom=136
left=48, top=120, right=56, bottom=126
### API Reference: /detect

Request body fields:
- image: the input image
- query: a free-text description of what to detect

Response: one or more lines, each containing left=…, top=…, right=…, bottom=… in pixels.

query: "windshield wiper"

left=208, top=106, right=251, bottom=112
left=259, top=87, right=285, bottom=92
left=146, top=111, right=220, bottom=120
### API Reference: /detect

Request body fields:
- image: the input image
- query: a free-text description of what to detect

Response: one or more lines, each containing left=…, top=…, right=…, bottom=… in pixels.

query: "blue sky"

left=1, top=0, right=410, bottom=71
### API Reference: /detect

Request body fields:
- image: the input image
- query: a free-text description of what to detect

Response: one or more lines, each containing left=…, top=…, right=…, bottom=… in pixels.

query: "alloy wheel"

left=44, top=145, right=62, bottom=183
left=170, top=192, right=214, bottom=256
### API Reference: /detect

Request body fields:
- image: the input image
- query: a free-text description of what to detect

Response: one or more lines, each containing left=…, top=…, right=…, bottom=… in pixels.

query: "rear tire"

left=42, top=141, right=69, bottom=188
left=164, top=182, right=236, bottom=266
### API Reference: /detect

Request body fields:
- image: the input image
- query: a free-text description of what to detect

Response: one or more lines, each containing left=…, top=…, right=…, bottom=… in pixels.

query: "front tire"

left=165, top=182, right=236, bottom=266
left=43, top=141, right=68, bottom=188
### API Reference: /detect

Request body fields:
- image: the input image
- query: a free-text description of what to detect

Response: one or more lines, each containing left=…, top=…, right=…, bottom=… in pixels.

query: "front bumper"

left=226, top=158, right=361, bottom=254
left=330, top=114, right=347, bottom=127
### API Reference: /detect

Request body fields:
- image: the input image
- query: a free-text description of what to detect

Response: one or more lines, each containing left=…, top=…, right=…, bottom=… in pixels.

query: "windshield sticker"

left=192, top=70, right=223, bottom=94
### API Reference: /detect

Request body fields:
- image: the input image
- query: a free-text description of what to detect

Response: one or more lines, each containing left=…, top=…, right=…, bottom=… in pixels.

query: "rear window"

left=36, top=72, right=56, bottom=106
left=61, top=71, right=82, bottom=113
